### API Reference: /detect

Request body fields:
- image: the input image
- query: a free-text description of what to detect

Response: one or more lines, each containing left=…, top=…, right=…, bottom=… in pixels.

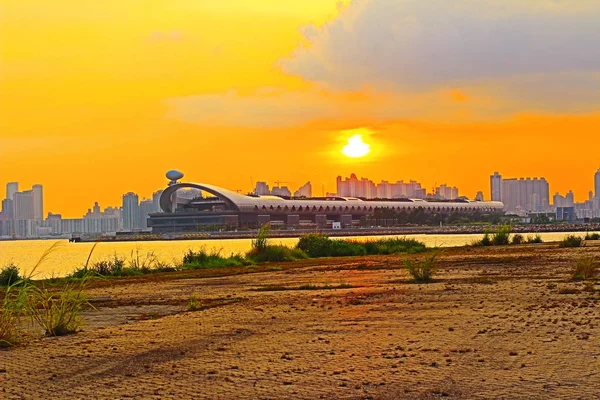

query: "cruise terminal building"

left=148, top=171, right=504, bottom=233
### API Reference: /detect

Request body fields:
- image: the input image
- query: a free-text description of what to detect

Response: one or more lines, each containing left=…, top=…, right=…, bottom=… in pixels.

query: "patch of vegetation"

left=526, top=234, right=543, bottom=244
left=559, top=235, right=584, bottom=248
left=296, top=234, right=425, bottom=257
left=247, top=245, right=308, bottom=263
left=474, top=225, right=512, bottom=246
left=182, top=248, right=249, bottom=269
left=404, top=252, right=438, bottom=283
left=26, top=280, right=91, bottom=336
left=491, top=225, right=511, bottom=245
left=584, top=232, right=600, bottom=241
left=572, top=256, right=598, bottom=281
left=0, top=283, right=28, bottom=347
left=70, top=249, right=178, bottom=278
left=511, top=234, right=524, bottom=245
left=187, top=293, right=203, bottom=311
left=0, top=264, right=23, bottom=287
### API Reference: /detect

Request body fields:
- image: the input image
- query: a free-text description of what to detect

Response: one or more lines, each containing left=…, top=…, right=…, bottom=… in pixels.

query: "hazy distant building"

left=139, top=199, right=154, bottom=230
left=254, top=182, right=270, bottom=196
left=294, top=182, right=312, bottom=198
left=1, top=198, right=13, bottom=220
left=490, top=172, right=502, bottom=202
left=122, top=192, right=140, bottom=231
left=565, top=190, right=575, bottom=208
left=475, top=191, right=484, bottom=201
left=337, top=174, right=426, bottom=200
left=595, top=168, right=600, bottom=203
left=435, top=184, right=459, bottom=200
left=271, top=186, right=292, bottom=197
left=32, top=184, right=43, bottom=220
left=13, top=190, right=34, bottom=220
left=6, top=182, right=18, bottom=202
left=494, top=173, right=549, bottom=213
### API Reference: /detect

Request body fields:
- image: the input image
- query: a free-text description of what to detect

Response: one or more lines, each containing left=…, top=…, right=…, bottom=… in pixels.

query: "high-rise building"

left=6, top=182, right=18, bottom=202
left=1, top=199, right=13, bottom=219
left=490, top=172, right=502, bottom=202
left=254, top=182, right=270, bottom=195
left=337, top=174, right=427, bottom=199
left=122, top=192, right=140, bottom=231
left=293, top=182, right=312, bottom=198
left=595, top=168, right=600, bottom=201
left=565, top=190, right=575, bottom=207
left=271, top=186, right=291, bottom=197
left=32, top=184, right=43, bottom=220
left=435, top=184, right=459, bottom=200
left=475, top=191, right=484, bottom=201
left=499, top=175, right=549, bottom=212
left=13, top=190, right=35, bottom=220
left=139, top=199, right=154, bottom=230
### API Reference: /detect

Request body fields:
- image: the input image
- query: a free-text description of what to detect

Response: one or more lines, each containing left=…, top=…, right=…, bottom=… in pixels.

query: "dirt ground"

left=2, top=243, right=600, bottom=399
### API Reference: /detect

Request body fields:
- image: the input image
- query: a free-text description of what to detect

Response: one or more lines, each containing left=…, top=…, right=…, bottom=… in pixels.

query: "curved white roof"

left=161, top=182, right=504, bottom=213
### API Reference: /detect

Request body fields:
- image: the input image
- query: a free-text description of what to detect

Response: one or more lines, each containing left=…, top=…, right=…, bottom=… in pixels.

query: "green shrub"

left=187, top=293, right=204, bottom=311
left=251, top=224, right=270, bottom=253
left=404, top=253, right=438, bottom=283
left=526, top=234, right=543, bottom=244
left=559, top=235, right=584, bottom=248
left=0, top=264, right=22, bottom=287
left=511, top=234, right=524, bottom=245
left=182, top=248, right=248, bottom=269
left=479, top=231, right=492, bottom=246
left=491, top=225, right=512, bottom=245
left=362, top=237, right=426, bottom=254
left=572, top=256, right=598, bottom=281
left=247, top=245, right=307, bottom=263
left=584, top=232, right=600, bottom=241
left=297, top=234, right=424, bottom=257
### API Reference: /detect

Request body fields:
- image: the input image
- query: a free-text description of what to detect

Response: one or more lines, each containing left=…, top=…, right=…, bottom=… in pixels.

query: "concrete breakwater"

left=77, top=223, right=600, bottom=242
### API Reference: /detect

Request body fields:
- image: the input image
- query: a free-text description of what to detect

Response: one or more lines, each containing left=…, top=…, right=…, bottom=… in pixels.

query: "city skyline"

left=2, top=1, right=600, bottom=217
left=3, top=167, right=600, bottom=227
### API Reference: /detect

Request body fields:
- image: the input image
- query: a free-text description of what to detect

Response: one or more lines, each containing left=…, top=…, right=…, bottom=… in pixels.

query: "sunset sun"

left=342, top=134, right=371, bottom=158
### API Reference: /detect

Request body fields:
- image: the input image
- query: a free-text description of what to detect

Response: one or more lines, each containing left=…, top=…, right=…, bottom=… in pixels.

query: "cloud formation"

left=280, top=0, right=600, bottom=91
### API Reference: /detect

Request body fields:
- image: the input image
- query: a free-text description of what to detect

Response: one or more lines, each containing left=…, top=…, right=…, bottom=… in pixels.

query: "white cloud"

left=280, top=0, right=600, bottom=92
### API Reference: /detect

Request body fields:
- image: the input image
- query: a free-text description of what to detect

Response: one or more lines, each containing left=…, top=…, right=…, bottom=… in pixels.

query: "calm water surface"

left=0, top=231, right=595, bottom=279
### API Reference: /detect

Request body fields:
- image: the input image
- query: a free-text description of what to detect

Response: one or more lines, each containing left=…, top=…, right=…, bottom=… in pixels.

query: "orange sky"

left=1, top=0, right=600, bottom=217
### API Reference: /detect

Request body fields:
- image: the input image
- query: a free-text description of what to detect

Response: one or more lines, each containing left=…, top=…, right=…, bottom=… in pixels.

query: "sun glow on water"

left=342, top=134, right=371, bottom=158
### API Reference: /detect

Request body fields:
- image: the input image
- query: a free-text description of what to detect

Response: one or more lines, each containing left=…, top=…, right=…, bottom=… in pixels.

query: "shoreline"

left=70, top=223, right=600, bottom=242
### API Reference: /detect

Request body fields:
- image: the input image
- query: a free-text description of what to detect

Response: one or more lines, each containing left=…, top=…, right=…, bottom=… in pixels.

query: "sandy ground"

left=2, top=243, right=600, bottom=399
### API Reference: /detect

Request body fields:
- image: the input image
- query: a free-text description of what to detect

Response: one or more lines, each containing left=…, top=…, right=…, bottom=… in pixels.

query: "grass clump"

left=297, top=234, right=425, bottom=257
left=182, top=248, right=248, bottom=269
left=559, top=235, right=583, bottom=248
left=247, top=224, right=308, bottom=262
left=404, top=252, right=438, bottom=283
left=572, top=256, right=598, bottom=281
left=584, top=232, right=600, bottom=241
left=526, top=234, right=543, bottom=244
left=0, top=264, right=23, bottom=287
left=0, top=283, right=28, bottom=347
left=491, top=225, right=511, bottom=245
left=26, top=281, right=90, bottom=336
left=187, top=293, right=204, bottom=311
left=511, top=234, right=524, bottom=245
left=247, top=245, right=307, bottom=263
left=361, top=237, right=426, bottom=255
